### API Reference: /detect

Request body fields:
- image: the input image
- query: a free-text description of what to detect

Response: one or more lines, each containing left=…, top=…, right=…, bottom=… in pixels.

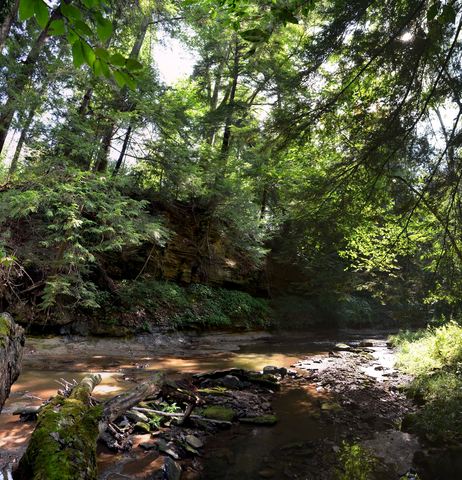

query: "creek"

left=0, top=329, right=407, bottom=479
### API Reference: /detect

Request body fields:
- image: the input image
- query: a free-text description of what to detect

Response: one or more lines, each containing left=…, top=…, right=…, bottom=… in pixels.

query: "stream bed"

left=0, top=329, right=417, bottom=479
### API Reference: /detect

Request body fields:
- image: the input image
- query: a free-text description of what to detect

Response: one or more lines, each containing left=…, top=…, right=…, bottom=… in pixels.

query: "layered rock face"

left=0, top=312, right=24, bottom=412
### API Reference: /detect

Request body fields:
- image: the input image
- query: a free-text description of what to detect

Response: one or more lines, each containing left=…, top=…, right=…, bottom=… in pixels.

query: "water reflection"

left=203, top=386, right=334, bottom=480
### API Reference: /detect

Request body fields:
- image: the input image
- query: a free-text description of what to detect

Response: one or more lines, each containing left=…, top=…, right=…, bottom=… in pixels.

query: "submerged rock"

left=258, top=467, right=276, bottom=478
left=239, top=414, right=278, bottom=425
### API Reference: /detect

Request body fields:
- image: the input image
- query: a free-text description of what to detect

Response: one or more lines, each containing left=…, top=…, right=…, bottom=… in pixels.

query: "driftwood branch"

left=132, top=406, right=232, bottom=426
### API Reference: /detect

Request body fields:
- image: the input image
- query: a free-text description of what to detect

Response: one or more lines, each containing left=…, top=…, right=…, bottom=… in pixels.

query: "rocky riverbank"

left=1, top=332, right=430, bottom=480
left=287, top=340, right=419, bottom=479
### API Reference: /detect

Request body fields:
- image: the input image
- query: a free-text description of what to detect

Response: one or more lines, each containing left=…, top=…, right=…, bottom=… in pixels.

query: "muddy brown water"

left=0, top=330, right=399, bottom=479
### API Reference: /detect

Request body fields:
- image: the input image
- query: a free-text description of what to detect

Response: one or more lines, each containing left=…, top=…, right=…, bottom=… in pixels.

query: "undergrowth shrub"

left=0, top=168, right=169, bottom=316
left=393, top=321, right=462, bottom=375
left=392, top=321, right=462, bottom=442
left=118, top=279, right=270, bottom=330
left=336, top=442, right=377, bottom=480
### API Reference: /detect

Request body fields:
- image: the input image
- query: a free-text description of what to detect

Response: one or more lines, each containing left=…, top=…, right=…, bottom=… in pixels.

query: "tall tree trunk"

left=0, top=313, right=24, bottom=413
left=0, top=7, right=60, bottom=153
left=94, top=15, right=150, bottom=172
left=94, top=123, right=114, bottom=172
left=206, top=50, right=228, bottom=146
left=220, top=35, right=240, bottom=161
left=0, top=0, right=19, bottom=51
left=60, top=87, right=95, bottom=169
left=8, top=105, right=36, bottom=175
left=113, top=124, right=132, bottom=175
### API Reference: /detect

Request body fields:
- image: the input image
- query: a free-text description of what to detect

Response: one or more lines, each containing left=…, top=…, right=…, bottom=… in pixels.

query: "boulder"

left=163, top=456, right=182, bottom=480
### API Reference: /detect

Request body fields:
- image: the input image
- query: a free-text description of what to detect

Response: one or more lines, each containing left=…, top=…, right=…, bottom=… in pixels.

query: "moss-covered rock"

left=134, top=421, right=152, bottom=433
left=198, top=387, right=228, bottom=395
left=202, top=405, right=236, bottom=422
left=321, top=401, right=342, bottom=412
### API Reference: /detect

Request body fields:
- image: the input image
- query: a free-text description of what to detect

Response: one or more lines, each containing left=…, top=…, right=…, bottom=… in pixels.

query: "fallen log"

left=0, top=312, right=24, bottom=413
left=14, top=373, right=165, bottom=480
left=132, top=406, right=232, bottom=426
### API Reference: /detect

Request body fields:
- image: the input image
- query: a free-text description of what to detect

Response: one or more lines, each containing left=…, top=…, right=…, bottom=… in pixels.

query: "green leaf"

left=439, top=5, right=456, bottom=24
left=96, top=17, right=113, bottom=43
left=82, top=41, right=96, bottom=67
left=120, top=71, right=137, bottom=90
left=61, top=3, right=83, bottom=21
left=240, top=28, right=270, bottom=43
left=18, top=0, right=35, bottom=21
left=93, top=58, right=103, bottom=77
left=74, top=20, right=94, bottom=37
left=67, top=30, right=79, bottom=44
left=95, top=47, right=110, bottom=62
left=100, top=59, right=111, bottom=78
left=49, top=19, right=66, bottom=36
left=427, top=2, right=440, bottom=22
left=110, top=53, right=126, bottom=66
left=82, top=0, right=99, bottom=7
left=279, top=8, right=299, bottom=24
left=126, top=58, right=143, bottom=72
left=34, top=0, right=49, bottom=28
left=113, top=70, right=126, bottom=87
left=72, top=40, right=85, bottom=68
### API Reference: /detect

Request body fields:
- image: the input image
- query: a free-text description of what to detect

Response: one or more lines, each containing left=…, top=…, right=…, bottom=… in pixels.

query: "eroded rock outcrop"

left=0, top=312, right=24, bottom=412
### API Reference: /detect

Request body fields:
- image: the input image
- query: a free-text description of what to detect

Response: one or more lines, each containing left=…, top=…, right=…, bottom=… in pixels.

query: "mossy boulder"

left=202, top=405, right=236, bottom=422
left=198, top=387, right=228, bottom=396
left=134, top=421, right=152, bottom=433
left=321, top=402, right=342, bottom=412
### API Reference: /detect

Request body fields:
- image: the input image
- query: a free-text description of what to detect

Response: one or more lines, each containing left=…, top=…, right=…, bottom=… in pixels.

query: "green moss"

left=16, top=396, right=104, bottom=480
left=198, top=387, right=228, bottom=395
left=321, top=402, right=342, bottom=412
left=134, top=421, right=151, bottom=433
left=0, top=314, right=12, bottom=348
left=202, top=405, right=236, bottom=422
left=239, top=415, right=277, bottom=425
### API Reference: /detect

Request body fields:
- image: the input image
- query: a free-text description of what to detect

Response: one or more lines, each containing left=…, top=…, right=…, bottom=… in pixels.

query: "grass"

left=390, top=321, right=462, bottom=442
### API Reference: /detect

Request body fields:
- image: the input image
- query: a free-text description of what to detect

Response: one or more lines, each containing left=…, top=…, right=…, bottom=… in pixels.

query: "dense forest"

left=1, top=1, right=462, bottom=479
left=0, top=0, right=461, bottom=331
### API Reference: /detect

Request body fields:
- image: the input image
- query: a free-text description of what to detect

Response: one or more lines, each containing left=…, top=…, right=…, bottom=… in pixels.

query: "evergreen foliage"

left=1, top=0, right=462, bottom=330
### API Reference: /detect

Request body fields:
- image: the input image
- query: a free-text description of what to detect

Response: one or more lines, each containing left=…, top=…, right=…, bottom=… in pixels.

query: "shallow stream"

left=0, top=329, right=403, bottom=479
